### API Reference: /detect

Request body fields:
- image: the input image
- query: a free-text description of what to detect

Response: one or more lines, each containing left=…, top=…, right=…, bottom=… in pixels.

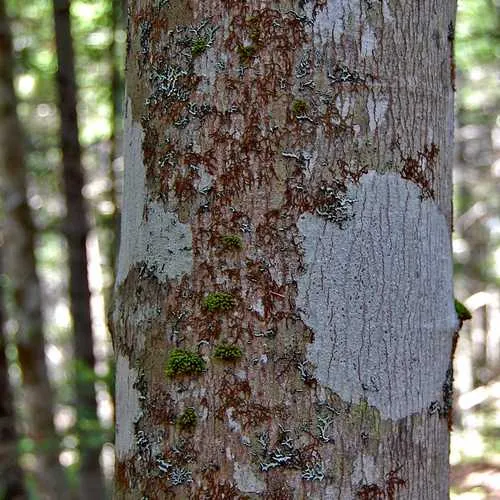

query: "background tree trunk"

left=114, top=1, right=458, bottom=498
left=0, top=248, right=27, bottom=500
left=52, top=0, right=106, bottom=497
left=0, top=1, right=67, bottom=497
left=105, top=0, right=125, bottom=297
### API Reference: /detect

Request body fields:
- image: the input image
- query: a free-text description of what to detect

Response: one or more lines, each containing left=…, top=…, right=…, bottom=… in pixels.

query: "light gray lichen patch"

left=361, top=25, right=376, bottom=57
left=352, top=454, right=377, bottom=487
left=233, top=462, right=266, bottom=494
left=137, top=202, right=192, bottom=282
left=296, top=171, right=458, bottom=420
left=116, top=98, right=193, bottom=285
left=366, top=95, right=388, bottom=132
left=115, top=354, right=142, bottom=460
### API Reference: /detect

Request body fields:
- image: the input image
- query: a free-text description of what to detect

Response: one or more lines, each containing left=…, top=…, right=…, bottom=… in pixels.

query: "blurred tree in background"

left=2, top=0, right=123, bottom=496
left=0, top=0, right=497, bottom=497
left=0, top=0, right=68, bottom=495
left=451, top=0, right=500, bottom=497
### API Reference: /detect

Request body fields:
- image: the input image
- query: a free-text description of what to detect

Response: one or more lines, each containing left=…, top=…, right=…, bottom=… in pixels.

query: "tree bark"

left=52, top=0, right=106, bottom=497
left=0, top=1, right=68, bottom=497
left=0, top=248, right=27, bottom=500
left=104, top=0, right=125, bottom=305
left=114, top=1, right=458, bottom=498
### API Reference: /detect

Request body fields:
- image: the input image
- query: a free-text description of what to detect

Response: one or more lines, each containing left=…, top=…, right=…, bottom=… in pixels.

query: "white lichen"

left=226, top=407, right=242, bottom=434
left=367, top=95, right=389, bottom=133
left=296, top=171, right=457, bottom=420
left=115, top=354, right=142, bottom=460
left=233, top=462, right=266, bottom=494
left=116, top=98, right=193, bottom=285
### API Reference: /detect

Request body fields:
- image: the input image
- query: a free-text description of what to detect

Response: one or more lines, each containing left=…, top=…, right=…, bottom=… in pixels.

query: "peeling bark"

left=114, top=1, right=457, bottom=498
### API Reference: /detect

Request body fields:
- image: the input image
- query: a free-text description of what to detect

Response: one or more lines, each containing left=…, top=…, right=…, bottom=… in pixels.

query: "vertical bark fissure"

left=115, top=0, right=457, bottom=497
left=52, top=0, right=106, bottom=497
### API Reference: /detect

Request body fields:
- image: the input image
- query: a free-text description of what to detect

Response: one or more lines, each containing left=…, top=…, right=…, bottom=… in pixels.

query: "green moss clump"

left=203, top=292, right=235, bottom=312
left=191, top=37, right=208, bottom=57
left=221, top=234, right=243, bottom=250
left=455, top=299, right=472, bottom=322
left=291, top=99, right=308, bottom=115
left=213, top=343, right=243, bottom=361
left=165, top=349, right=205, bottom=377
left=177, top=407, right=197, bottom=429
left=237, top=44, right=256, bottom=63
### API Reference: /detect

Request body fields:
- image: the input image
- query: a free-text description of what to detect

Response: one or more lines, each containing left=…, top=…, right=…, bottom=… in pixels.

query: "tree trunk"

left=0, top=1, right=68, bottom=497
left=52, top=0, right=106, bottom=497
left=0, top=248, right=27, bottom=499
left=106, top=0, right=125, bottom=281
left=114, top=1, right=458, bottom=498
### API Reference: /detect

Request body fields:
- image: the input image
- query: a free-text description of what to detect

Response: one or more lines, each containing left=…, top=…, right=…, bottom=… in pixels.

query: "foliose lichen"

left=165, top=348, right=206, bottom=377
left=213, top=343, right=243, bottom=361
left=177, top=407, right=197, bottom=429
left=454, top=299, right=472, bottom=322
left=203, top=292, right=235, bottom=312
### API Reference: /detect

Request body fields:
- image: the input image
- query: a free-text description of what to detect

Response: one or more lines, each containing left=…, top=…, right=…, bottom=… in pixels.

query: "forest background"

left=0, top=0, right=498, bottom=498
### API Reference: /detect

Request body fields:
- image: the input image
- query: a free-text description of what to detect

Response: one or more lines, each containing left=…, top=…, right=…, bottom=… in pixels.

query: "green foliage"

left=455, top=299, right=472, bottom=322
left=221, top=234, right=243, bottom=250
left=177, top=408, right=197, bottom=429
left=165, top=349, right=205, bottom=377
left=291, top=99, right=308, bottom=115
left=213, top=343, right=243, bottom=361
left=203, top=292, right=235, bottom=312
left=455, top=0, right=500, bottom=121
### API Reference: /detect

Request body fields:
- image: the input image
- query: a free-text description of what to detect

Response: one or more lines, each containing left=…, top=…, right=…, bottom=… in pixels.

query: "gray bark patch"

left=115, top=354, right=142, bottom=460
left=117, top=98, right=193, bottom=285
left=233, top=462, right=266, bottom=494
left=296, top=171, right=457, bottom=420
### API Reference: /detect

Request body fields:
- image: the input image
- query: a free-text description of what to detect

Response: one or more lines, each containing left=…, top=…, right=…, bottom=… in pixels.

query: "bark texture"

left=0, top=249, right=27, bottom=499
left=114, top=1, right=458, bottom=498
left=52, top=0, right=106, bottom=497
left=0, top=1, right=67, bottom=497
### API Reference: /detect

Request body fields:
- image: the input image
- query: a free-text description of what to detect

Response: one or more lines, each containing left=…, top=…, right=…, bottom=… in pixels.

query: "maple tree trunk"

left=114, top=1, right=458, bottom=498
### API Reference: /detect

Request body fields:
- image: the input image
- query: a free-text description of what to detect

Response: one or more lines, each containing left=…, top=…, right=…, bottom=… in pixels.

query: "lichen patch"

left=296, top=171, right=457, bottom=420
left=233, top=462, right=266, bottom=494
left=116, top=98, right=193, bottom=285
left=115, top=354, right=142, bottom=460
left=366, top=95, right=389, bottom=132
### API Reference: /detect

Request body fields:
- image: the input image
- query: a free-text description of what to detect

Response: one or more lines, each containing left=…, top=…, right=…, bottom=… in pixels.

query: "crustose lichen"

left=203, top=292, right=235, bottom=312
left=165, top=348, right=205, bottom=377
